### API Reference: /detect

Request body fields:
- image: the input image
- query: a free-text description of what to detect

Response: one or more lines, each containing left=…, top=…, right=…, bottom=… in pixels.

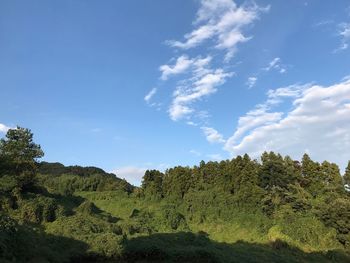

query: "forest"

left=1, top=127, right=350, bottom=262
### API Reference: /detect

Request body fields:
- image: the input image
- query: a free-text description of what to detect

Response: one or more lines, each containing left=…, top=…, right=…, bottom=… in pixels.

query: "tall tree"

left=259, top=152, right=290, bottom=189
left=301, top=153, right=321, bottom=195
left=163, top=166, right=192, bottom=199
left=320, top=161, right=343, bottom=188
left=141, top=169, right=164, bottom=199
left=0, top=127, right=44, bottom=190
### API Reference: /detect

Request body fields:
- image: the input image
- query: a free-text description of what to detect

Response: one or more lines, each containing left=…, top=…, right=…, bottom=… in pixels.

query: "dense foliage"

left=1, top=127, right=350, bottom=262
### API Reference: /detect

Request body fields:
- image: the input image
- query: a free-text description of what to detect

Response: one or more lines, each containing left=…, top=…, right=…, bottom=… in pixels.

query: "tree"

left=301, top=153, right=321, bottom=195
left=0, top=127, right=44, bottom=190
left=344, top=161, right=350, bottom=186
left=320, top=161, right=343, bottom=189
left=163, top=166, right=192, bottom=199
left=141, top=169, right=164, bottom=199
left=259, top=152, right=290, bottom=189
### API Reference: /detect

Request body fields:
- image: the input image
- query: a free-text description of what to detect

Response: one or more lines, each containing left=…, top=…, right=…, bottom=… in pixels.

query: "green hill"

left=1, top=127, right=350, bottom=262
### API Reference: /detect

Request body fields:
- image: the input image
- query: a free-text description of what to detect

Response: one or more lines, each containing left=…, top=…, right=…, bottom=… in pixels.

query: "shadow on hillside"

left=122, top=232, right=350, bottom=263
left=0, top=223, right=89, bottom=263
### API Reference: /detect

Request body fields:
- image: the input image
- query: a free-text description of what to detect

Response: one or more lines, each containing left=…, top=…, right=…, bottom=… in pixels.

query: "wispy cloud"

left=224, top=77, right=350, bottom=169
left=338, top=23, right=350, bottom=50
left=313, top=20, right=334, bottom=28
left=168, top=0, right=269, bottom=61
left=169, top=63, right=233, bottom=121
left=201, top=126, right=225, bottom=143
left=160, top=55, right=193, bottom=80
left=246, top=76, right=257, bottom=89
left=263, top=57, right=286, bottom=73
left=144, top=88, right=157, bottom=103
left=147, top=0, right=269, bottom=154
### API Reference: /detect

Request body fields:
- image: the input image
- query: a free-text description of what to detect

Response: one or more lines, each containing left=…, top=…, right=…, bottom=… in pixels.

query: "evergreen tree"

left=320, top=161, right=343, bottom=188
left=0, top=127, right=44, bottom=190
left=141, top=170, right=164, bottom=198
left=162, top=166, right=192, bottom=199
left=301, top=153, right=321, bottom=195
left=259, top=152, right=290, bottom=189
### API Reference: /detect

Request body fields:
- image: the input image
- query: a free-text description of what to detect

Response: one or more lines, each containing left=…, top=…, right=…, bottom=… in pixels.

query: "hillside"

left=1, top=127, right=350, bottom=262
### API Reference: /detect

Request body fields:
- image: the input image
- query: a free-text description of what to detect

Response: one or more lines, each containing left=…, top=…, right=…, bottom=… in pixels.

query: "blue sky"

left=1, top=0, right=350, bottom=185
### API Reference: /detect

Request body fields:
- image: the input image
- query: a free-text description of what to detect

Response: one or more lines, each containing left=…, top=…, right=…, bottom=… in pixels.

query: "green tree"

left=259, top=152, right=290, bottom=189
left=344, top=161, right=350, bottom=186
left=0, top=127, right=44, bottom=190
left=141, top=170, right=164, bottom=199
left=301, top=153, right=321, bottom=195
left=235, top=159, right=263, bottom=207
left=320, top=161, right=343, bottom=189
left=163, top=166, right=192, bottom=199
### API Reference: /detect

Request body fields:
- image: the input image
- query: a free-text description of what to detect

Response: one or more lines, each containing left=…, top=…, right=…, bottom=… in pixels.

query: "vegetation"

left=1, top=127, right=350, bottom=262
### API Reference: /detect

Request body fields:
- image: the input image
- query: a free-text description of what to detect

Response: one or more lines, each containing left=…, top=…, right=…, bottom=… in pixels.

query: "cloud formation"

left=148, top=1, right=269, bottom=124
left=246, top=76, right=257, bottom=89
left=338, top=23, right=350, bottom=50
left=112, top=163, right=169, bottom=186
left=144, top=88, right=157, bottom=103
left=169, top=57, right=233, bottom=120
left=113, top=166, right=146, bottom=186
left=159, top=55, right=193, bottom=80
left=168, top=0, right=268, bottom=61
left=263, top=57, right=286, bottom=74
left=224, top=78, right=350, bottom=168
left=201, top=126, right=225, bottom=143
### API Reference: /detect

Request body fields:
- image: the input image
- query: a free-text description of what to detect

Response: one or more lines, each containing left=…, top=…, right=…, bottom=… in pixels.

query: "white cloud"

left=144, top=88, right=157, bottom=103
left=340, top=23, right=350, bottom=39
left=337, top=23, right=350, bottom=51
left=112, top=163, right=170, bottom=186
left=168, top=0, right=269, bottom=61
left=169, top=104, right=194, bottom=121
left=112, top=166, right=146, bottom=186
left=246, top=76, right=257, bottom=89
left=159, top=55, right=193, bottom=80
left=334, top=23, right=350, bottom=52
left=169, top=68, right=233, bottom=121
left=201, top=126, right=225, bottom=143
left=168, top=55, right=233, bottom=121
left=263, top=57, right=286, bottom=73
left=0, top=123, right=11, bottom=134
left=224, top=78, right=350, bottom=169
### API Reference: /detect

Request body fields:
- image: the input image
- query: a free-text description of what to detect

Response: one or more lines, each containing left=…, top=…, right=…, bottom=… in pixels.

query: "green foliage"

left=38, top=169, right=134, bottom=195
left=19, top=196, right=58, bottom=223
left=142, top=169, right=164, bottom=199
left=344, top=161, right=350, bottom=186
left=162, top=206, right=188, bottom=230
left=320, top=198, right=350, bottom=248
left=163, top=166, right=193, bottom=199
left=0, top=127, right=43, bottom=191
left=0, top=213, right=87, bottom=262
left=259, top=152, right=292, bottom=189
left=1, top=126, right=350, bottom=262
